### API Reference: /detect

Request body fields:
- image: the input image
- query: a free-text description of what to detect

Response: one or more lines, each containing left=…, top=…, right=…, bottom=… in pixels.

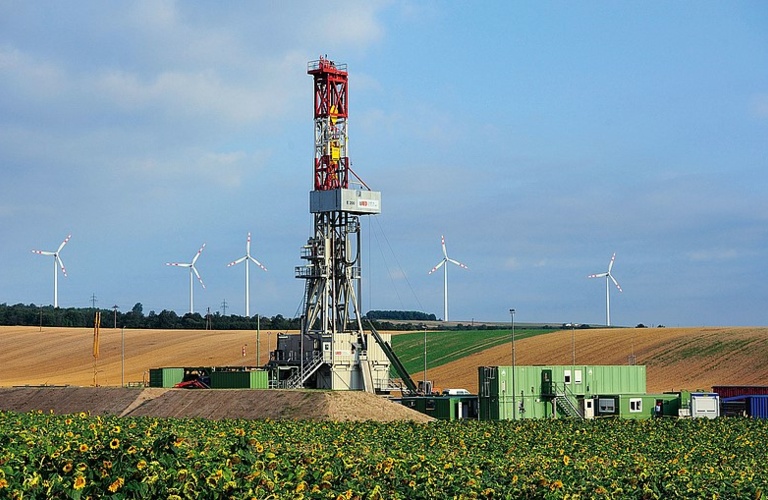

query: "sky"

left=1, top=1, right=767, bottom=327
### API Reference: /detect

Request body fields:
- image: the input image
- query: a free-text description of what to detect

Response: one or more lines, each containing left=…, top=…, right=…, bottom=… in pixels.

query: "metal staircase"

left=553, top=383, right=584, bottom=419
left=285, top=352, right=325, bottom=389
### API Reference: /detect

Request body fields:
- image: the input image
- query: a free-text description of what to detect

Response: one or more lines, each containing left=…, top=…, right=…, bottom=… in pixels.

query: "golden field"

left=1, top=326, right=767, bottom=394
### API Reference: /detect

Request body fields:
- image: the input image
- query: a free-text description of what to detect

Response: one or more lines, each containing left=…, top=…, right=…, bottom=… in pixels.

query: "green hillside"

left=389, top=328, right=554, bottom=377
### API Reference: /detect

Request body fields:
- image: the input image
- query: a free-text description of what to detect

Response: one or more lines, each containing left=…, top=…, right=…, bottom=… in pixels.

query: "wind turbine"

left=428, top=235, right=468, bottom=322
left=588, top=252, right=622, bottom=326
left=166, top=243, right=206, bottom=314
left=227, top=232, right=268, bottom=317
left=31, top=234, right=71, bottom=308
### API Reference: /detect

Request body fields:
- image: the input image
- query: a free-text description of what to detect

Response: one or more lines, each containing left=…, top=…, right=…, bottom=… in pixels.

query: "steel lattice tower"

left=292, top=58, right=381, bottom=390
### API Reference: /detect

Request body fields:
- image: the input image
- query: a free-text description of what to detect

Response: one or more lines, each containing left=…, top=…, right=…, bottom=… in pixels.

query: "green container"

left=149, top=368, right=184, bottom=388
left=400, top=395, right=478, bottom=421
left=478, top=365, right=648, bottom=420
left=209, top=370, right=268, bottom=389
left=595, top=393, right=680, bottom=419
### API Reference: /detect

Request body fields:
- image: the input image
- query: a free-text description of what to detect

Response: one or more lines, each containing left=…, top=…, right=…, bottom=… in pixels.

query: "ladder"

left=285, top=352, right=325, bottom=389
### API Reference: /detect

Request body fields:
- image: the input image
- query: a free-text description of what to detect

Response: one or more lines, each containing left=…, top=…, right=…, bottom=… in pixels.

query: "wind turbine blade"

left=57, top=234, right=72, bottom=253
left=227, top=256, right=247, bottom=267
left=57, top=255, right=68, bottom=277
left=441, top=235, right=448, bottom=258
left=32, top=250, right=55, bottom=256
left=246, top=232, right=252, bottom=255
left=447, top=257, right=468, bottom=270
left=608, top=252, right=616, bottom=273
left=248, top=256, right=268, bottom=271
left=429, top=259, right=446, bottom=274
left=588, top=272, right=608, bottom=278
left=166, top=262, right=192, bottom=268
left=191, top=243, right=206, bottom=265
left=193, top=266, right=205, bottom=289
left=611, top=274, right=622, bottom=292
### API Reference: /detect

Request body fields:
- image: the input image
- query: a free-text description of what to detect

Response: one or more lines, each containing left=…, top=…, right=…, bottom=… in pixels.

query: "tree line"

left=0, top=303, right=300, bottom=330
left=0, top=303, right=427, bottom=331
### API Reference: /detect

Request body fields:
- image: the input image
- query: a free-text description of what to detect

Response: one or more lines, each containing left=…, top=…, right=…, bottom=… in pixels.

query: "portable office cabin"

left=478, top=365, right=646, bottom=420
left=690, top=392, right=720, bottom=418
left=595, top=393, right=679, bottom=419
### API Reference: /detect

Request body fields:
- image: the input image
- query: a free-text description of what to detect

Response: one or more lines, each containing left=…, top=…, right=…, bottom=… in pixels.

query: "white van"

left=442, top=388, right=471, bottom=396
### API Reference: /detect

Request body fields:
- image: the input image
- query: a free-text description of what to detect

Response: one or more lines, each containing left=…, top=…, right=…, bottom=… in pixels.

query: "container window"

left=574, top=370, right=582, bottom=384
left=426, top=400, right=436, bottom=411
left=598, top=398, right=615, bottom=413
left=564, top=370, right=571, bottom=384
left=629, top=398, right=642, bottom=413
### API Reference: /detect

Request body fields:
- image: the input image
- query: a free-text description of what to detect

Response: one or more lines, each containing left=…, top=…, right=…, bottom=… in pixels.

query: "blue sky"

left=1, top=1, right=766, bottom=326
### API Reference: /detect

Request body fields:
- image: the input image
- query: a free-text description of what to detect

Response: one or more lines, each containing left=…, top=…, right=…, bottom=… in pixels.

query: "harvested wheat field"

left=428, top=326, right=768, bottom=394
left=1, top=326, right=767, bottom=418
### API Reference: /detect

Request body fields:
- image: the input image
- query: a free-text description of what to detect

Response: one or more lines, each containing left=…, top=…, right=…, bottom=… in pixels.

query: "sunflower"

left=0, top=479, right=8, bottom=489
left=110, top=438, right=120, bottom=449
left=62, top=462, right=73, bottom=474
left=73, top=476, right=86, bottom=490
left=108, top=477, right=124, bottom=493
left=79, top=443, right=89, bottom=452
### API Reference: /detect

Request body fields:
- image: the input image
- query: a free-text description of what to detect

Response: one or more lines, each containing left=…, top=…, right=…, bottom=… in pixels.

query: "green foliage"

left=391, top=329, right=553, bottom=375
left=365, top=310, right=437, bottom=321
left=1, top=411, right=767, bottom=498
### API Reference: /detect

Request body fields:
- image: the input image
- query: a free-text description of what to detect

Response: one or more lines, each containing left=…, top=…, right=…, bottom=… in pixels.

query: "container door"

left=541, top=369, right=553, bottom=396
left=583, top=398, right=594, bottom=419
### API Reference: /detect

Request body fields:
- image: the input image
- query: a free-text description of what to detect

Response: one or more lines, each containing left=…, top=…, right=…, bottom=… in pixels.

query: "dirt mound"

left=0, top=387, right=145, bottom=415
left=0, top=387, right=433, bottom=422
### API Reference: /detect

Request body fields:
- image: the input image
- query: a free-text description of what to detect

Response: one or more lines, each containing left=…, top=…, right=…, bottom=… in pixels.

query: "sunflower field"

left=1, top=410, right=767, bottom=499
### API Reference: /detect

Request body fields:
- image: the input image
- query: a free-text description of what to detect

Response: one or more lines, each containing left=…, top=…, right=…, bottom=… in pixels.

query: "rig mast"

left=279, top=57, right=383, bottom=390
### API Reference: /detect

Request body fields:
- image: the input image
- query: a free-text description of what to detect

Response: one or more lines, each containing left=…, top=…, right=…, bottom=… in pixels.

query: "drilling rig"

left=268, top=57, right=401, bottom=392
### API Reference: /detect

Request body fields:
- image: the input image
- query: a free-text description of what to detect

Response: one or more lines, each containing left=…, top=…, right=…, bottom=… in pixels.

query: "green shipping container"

left=209, top=370, right=268, bottom=389
left=149, top=368, right=184, bottom=388
left=478, top=365, right=647, bottom=420
left=399, top=396, right=478, bottom=421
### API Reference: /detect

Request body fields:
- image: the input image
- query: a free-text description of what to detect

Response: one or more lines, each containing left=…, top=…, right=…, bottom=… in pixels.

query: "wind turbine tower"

left=278, top=57, right=382, bottom=390
left=166, top=243, right=206, bottom=314
left=428, top=235, right=469, bottom=322
left=227, top=232, right=268, bottom=317
left=588, top=252, right=622, bottom=326
left=32, top=234, right=71, bottom=308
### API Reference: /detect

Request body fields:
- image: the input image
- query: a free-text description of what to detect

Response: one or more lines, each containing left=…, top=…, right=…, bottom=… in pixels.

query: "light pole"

left=509, top=308, right=516, bottom=420
left=571, top=322, right=575, bottom=366
left=423, top=327, right=427, bottom=394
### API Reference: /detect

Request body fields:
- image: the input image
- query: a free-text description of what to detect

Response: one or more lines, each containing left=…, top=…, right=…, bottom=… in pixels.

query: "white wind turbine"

left=166, top=243, right=206, bottom=314
left=428, top=235, right=469, bottom=322
left=227, top=232, right=268, bottom=317
left=31, top=234, right=71, bottom=308
left=588, top=252, right=623, bottom=326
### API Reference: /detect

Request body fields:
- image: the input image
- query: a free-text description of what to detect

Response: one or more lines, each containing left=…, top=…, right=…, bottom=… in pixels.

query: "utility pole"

left=90, top=293, right=98, bottom=309
left=113, top=305, right=119, bottom=329
left=221, top=299, right=228, bottom=316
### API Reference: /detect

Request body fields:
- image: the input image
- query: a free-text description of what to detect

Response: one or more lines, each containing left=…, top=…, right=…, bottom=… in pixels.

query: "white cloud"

left=687, top=248, right=745, bottom=262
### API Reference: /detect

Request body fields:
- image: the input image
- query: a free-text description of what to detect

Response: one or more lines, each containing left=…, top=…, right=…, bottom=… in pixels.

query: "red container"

left=713, top=385, right=768, bottom=399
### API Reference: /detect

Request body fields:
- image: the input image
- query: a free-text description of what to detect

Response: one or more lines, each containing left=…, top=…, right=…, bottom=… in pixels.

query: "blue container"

left=748, top=396, right=768, bottom=419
